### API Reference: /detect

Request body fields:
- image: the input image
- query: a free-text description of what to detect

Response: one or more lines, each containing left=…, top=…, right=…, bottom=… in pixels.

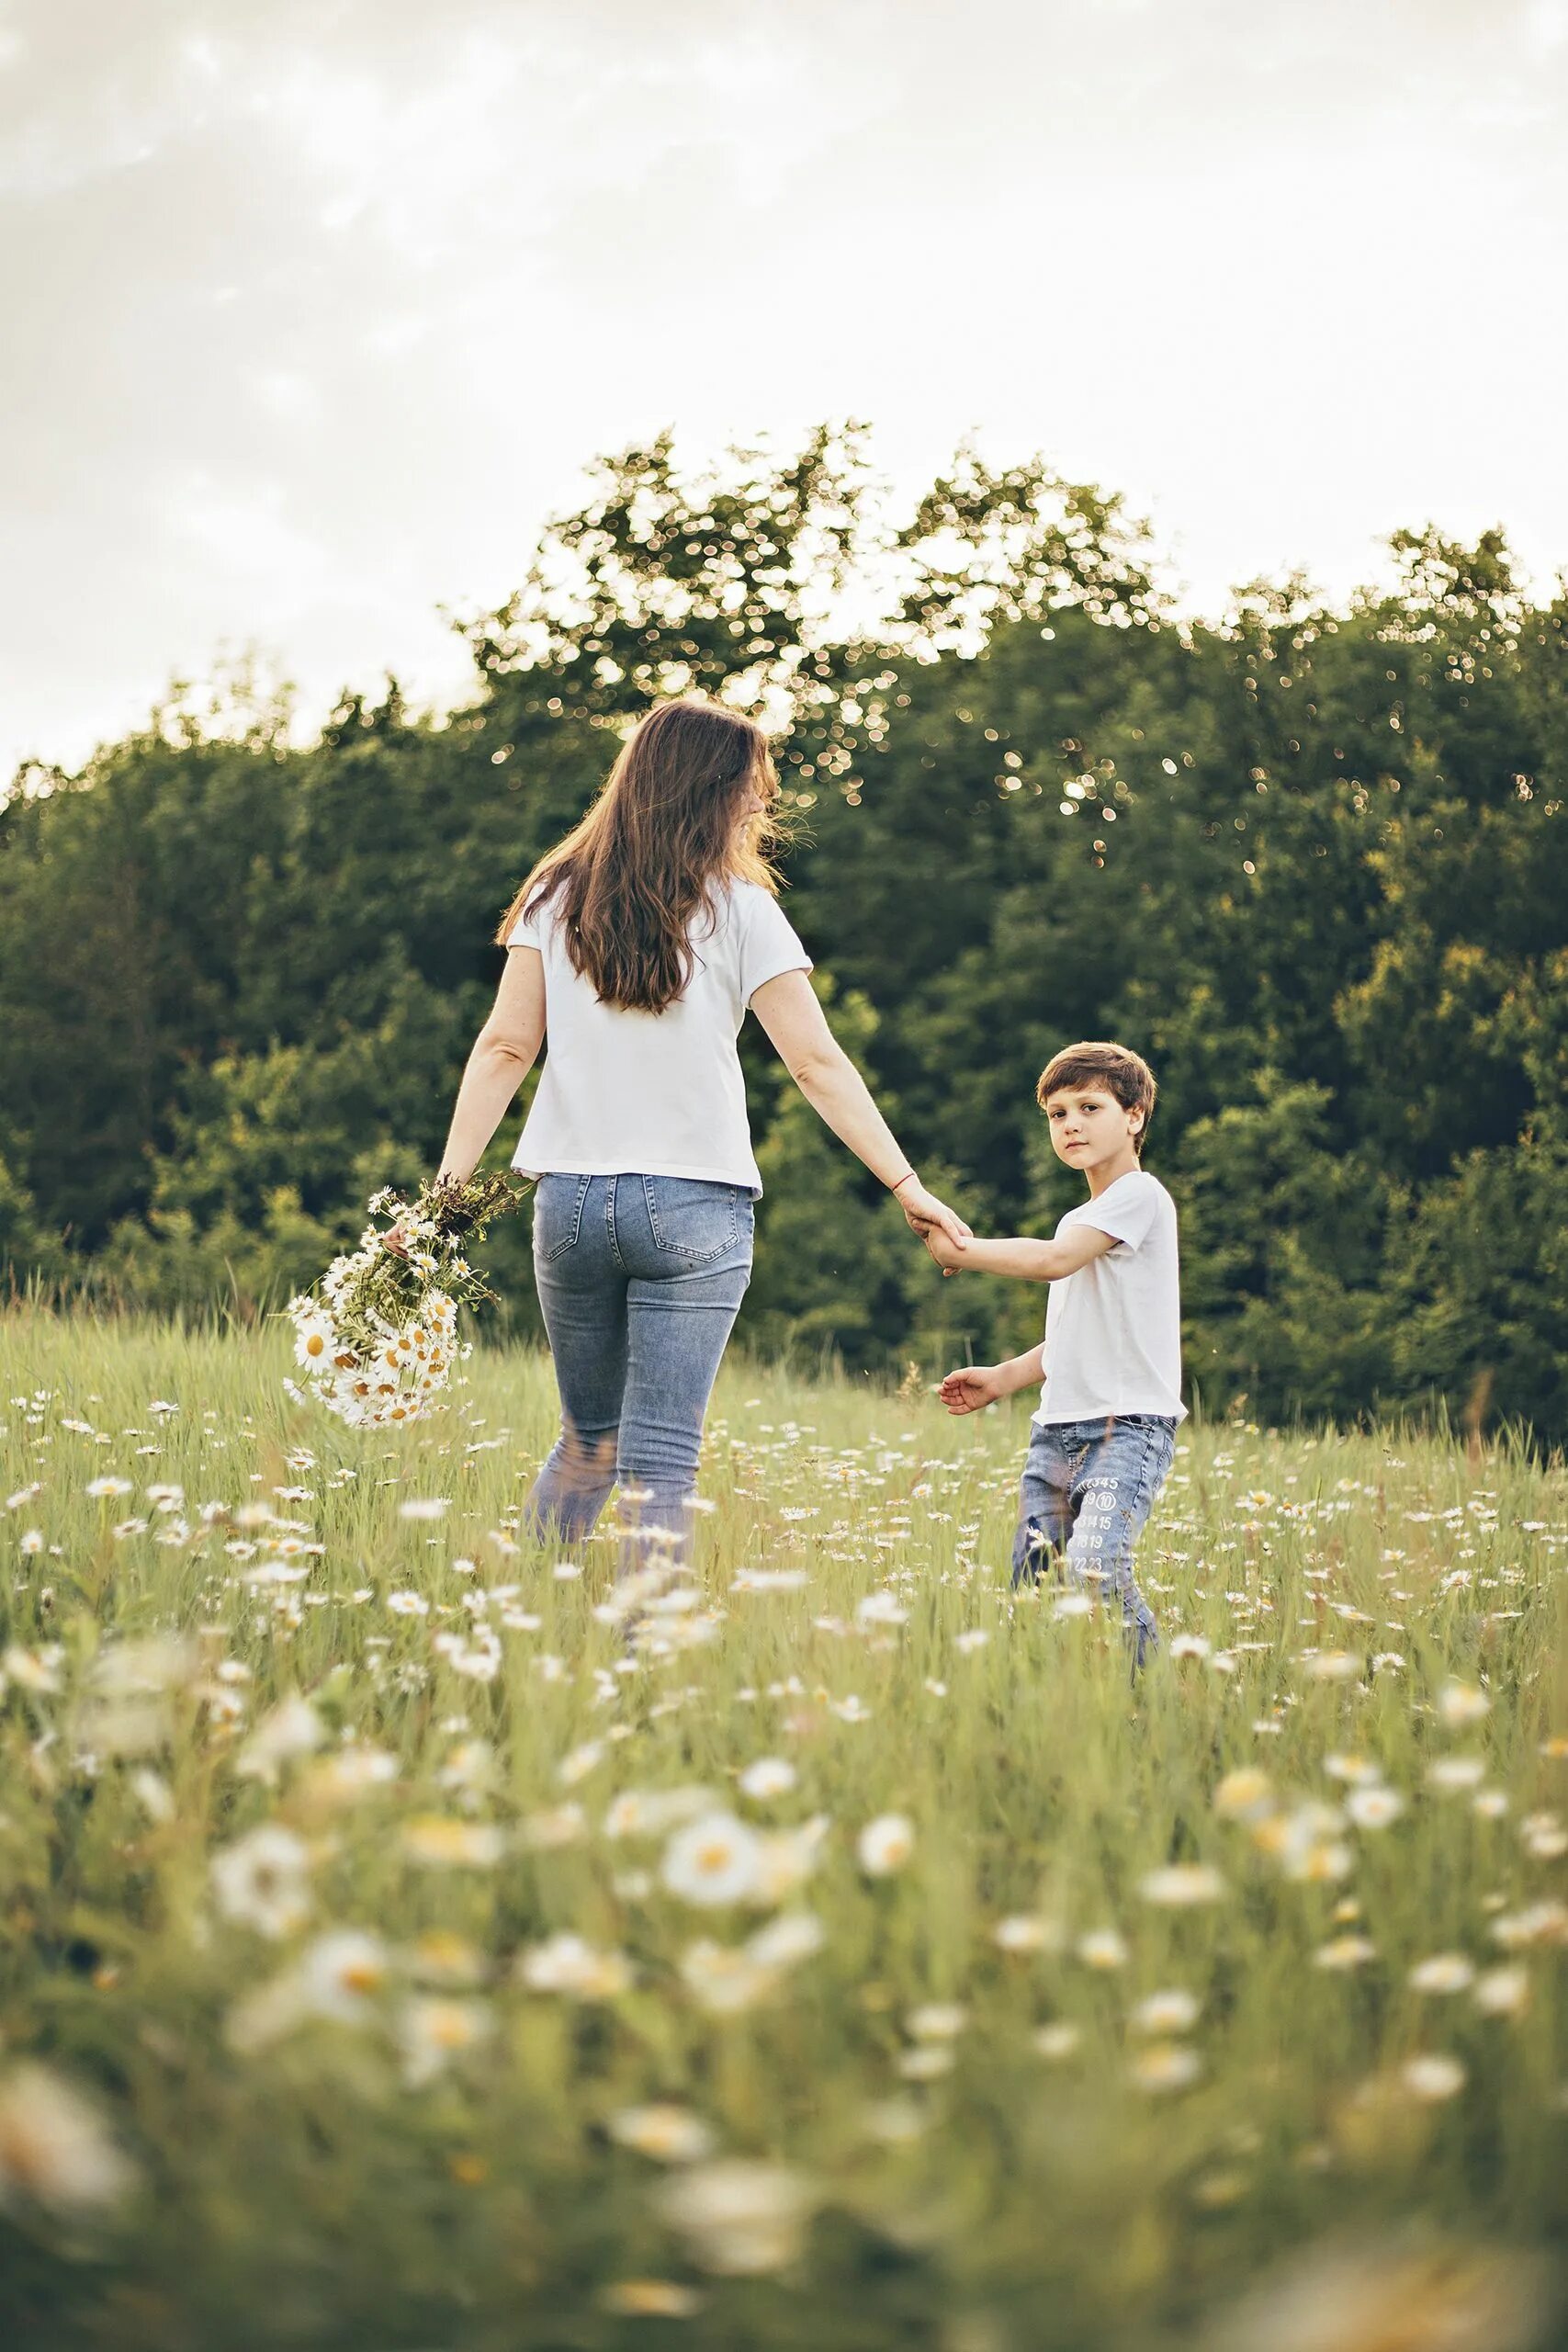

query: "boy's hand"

left=923, top=1225, right=966, bottom=1273
left=938, top=1364, right=1004, bottom=1415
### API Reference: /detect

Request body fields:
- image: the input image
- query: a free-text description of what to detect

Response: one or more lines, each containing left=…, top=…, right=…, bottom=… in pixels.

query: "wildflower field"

left=3, top=1309, right=1566, bottom=2352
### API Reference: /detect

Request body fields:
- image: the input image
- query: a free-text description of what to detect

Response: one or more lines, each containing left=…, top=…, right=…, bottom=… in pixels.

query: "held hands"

left=896, top=1178, right=971, bottom=1250
left=921, top=1224, right=966, bottom=1275
left=937, top=1363, right=1005, bottom=1416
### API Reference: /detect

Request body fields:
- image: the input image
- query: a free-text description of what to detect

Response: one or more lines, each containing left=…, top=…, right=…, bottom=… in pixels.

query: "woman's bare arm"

left=434, top=946, right=547, bottom=1186
left=749, top=968, right=969, bottom=1247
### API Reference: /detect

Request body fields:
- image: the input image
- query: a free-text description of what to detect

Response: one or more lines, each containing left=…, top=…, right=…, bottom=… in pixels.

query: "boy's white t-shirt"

left=507, top=878, right=811, bottom=1196
left=1035, top=1168, right=1187, bottom=1425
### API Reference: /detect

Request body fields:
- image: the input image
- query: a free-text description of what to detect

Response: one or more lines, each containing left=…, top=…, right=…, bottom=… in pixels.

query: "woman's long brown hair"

left=495, top=701, right=781, bottom=1013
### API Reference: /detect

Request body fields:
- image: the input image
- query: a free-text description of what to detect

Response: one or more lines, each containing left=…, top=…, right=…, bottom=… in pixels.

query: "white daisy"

left=856, top=1814, right=915, bottom=1876
left=1347, top=1785, right=1405, bottom=1830
left=1409, top=1954, right=1475, bottom=1996
left=519, top=1934, right=633, bottom=2000
left=1132, top=1989, right=1201, bottom=2035
left=1131, top=2042, right=1202, bottom=2093
left=1472, top=1965, right=1529, bottom=2017
left=662, top=1813, right=762, bottom=1906
left=297, top=1929, right=391, bottom=2022
left=1427, top=1756, right=1486, bottom=1794
left=1438, top=1680, right=1491, bottom=1728
left=1140, top=1863, right=1226, bottom=1906
left=398, top=1996, right=493, bottom=2087
left=1032, top=2021, right=1082, bottom=2060
left=1402, top=2052, right=1466, bottom=2102
left=210, top=1826, right=312, bottom=1939
left=0, top=2064, right=139, bottom=2218
left=657, top=2160, right=815, bottom=2277
left=609, top=2105, right=716, bottom=2164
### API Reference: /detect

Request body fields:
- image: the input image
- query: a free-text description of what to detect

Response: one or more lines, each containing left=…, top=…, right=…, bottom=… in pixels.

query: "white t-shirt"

left=507, top=877, right=812, bottom=1195
left=1034, top=1168, right=1187, bottom=1425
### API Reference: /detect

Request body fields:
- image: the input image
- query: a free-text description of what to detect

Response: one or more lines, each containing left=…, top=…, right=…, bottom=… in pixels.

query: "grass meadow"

left=2, top=1306, right=1566, bottom=2350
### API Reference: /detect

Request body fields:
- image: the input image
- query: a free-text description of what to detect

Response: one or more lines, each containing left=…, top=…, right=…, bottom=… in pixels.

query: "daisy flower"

left=1347, top=1785, right=1405, bottom=1830
left=608, top=2106, right=716, bottom=2164
left=1140, top=1863, right=1226, bottom=1907
left=856, top=1814, right=915, bottom=1877
left=656, top=2159, right=815, bottom=2277
left=1402, top=2052, right=1466, bottom=2103
left=0, top=2064, right=139, bottom=2219
left=661, top=1813, right=763, bottom=1906
left=1132, top=1989, right=1201, bottom=2035
left=210, top=1826, right=313, bottom=1939
left=1131, top=2042, right=1202, bottom=2093
left=398, top=1996, right=493, bottom=2087
left=297, top=1929, right=391, bottom=2022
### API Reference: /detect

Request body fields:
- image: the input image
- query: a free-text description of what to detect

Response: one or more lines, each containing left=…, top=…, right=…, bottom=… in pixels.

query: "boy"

left=926, top=1041, right=1182, bottom=1668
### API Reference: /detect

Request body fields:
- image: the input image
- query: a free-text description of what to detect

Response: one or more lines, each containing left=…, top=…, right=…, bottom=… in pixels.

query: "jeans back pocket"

left=534, top=1172, right=592, bottom=1261
left=643, top=1177, right=743, bottom=1264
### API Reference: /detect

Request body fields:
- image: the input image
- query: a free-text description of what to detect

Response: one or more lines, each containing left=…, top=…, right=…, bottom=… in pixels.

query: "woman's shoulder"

left=509, top=886, right=560, bottom=949
left=699, top=875, right=778, bottom=933
left=715, top=873, right=775, bottom=909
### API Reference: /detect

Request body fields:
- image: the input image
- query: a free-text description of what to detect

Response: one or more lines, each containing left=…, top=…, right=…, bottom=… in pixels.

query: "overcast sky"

left=3, top=0, right=1565, bottom=779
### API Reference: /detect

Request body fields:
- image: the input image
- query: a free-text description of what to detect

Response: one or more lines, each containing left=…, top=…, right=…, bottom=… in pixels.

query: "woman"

left=411, top=699, right=968, bottom=1567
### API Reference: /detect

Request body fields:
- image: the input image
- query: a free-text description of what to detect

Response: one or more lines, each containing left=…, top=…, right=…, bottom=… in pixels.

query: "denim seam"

left=1138, top=1421, right=1156, bottom=1506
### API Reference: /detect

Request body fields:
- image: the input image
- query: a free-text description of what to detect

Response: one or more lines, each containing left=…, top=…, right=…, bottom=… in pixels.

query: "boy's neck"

left=1082, top=1145, right=1141, bottom=1198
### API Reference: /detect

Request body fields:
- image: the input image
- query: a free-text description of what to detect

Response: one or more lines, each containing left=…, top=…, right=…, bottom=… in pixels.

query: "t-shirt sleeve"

left=738, top=888, right=813, bottom=1000
left=1080, top=1172, right=1162, bottom=1252
left=505, top=895, right=548, bottom=950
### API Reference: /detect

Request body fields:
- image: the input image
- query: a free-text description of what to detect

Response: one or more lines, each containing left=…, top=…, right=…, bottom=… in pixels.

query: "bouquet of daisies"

left=282, top=1172, right=532, bottom=1428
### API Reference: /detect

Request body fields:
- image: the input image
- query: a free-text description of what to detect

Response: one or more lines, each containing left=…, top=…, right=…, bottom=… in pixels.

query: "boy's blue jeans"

left=525, top=1172, right=754, bottom=1571
left=1011, top=1413, right=1177, bottom=1668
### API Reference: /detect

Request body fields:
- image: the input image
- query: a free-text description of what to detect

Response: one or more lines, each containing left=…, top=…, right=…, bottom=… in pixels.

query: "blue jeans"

left=526, top=1173, right=754, bottom=1570
left=1011, top=1414, right=1177, bottom=1669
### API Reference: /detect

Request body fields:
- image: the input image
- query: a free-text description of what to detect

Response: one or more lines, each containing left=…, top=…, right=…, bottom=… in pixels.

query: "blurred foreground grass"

left=2, top=1307, right=1566, bottom=2351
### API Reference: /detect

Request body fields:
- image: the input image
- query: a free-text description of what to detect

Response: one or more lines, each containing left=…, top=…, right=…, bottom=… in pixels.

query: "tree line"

left=3, top=427, right=1564, bottom=1437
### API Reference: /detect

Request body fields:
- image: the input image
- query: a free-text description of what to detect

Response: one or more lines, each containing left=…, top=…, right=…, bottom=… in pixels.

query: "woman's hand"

left=938, top=1364, right=1005, bottom=1416
left=897, top=1180, right=971, bottom=1250
left=384, top=1173, right=464, bottom=1260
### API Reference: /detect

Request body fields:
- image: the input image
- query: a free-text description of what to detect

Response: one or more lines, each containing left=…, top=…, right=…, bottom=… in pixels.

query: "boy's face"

left=1044, top=1084, right=1143, bottom=1173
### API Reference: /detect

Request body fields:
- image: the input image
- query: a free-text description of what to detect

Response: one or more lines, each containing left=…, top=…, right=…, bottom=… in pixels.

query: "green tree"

left=3, top=431, right=1565, bottom=1438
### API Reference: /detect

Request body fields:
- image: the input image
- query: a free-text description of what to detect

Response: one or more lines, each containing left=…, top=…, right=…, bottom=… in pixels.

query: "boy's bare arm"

left=925, top=1227, right=1118, bottom=1281
left=938, top=1343, right=1044, bottom=1414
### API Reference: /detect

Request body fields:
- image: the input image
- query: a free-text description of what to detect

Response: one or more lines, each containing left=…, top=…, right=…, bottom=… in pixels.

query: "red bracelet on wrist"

left=889, top=1170, right=919, bottom=1194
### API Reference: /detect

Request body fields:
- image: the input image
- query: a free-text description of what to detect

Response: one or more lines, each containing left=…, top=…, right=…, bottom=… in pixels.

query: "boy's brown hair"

left=1037, top=1040, right=1158, bottom=1156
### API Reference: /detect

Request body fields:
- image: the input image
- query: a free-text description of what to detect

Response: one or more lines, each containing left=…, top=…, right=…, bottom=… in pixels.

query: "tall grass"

left=2, top=1306, right=1565, bottom=2350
